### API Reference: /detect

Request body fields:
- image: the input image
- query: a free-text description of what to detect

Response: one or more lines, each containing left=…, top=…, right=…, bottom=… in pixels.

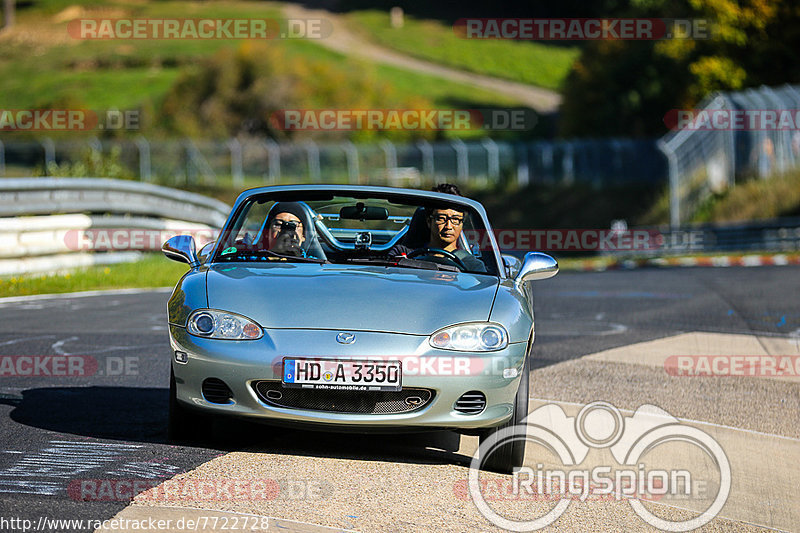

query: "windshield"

left=212, top=192, right=499, bottom=276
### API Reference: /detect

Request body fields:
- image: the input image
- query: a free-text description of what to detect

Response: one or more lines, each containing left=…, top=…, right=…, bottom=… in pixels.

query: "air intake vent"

left=253, top=381, right=434, bottom=414
left=454, top=391, right=486, bottom=414
left=202, top=378, right=233, bottom=404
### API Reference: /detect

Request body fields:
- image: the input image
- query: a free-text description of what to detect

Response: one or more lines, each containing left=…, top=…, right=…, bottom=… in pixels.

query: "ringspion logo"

left=470, top=401, right=730, bottom=531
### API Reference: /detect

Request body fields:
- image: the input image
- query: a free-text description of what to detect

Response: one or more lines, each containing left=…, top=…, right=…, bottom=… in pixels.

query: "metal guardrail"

left=0, top=177, right=230, bottom=227
left=659, top=84, right=800, bottom=228
left=0, top=137, right=667, bottom=188
left=602, top=218, right=800, bottom=258
left=0, top=178, right=230, bottom=276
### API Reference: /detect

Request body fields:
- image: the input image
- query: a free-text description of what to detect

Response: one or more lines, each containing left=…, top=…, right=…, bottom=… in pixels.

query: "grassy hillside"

left=344, top=10, right=579, bottom=91
left=0, top=0, right=522, bottom=140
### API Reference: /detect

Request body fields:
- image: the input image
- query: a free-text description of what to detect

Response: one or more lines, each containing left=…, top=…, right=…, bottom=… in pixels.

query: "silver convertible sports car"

left=163, top=184, right=557, bottom=473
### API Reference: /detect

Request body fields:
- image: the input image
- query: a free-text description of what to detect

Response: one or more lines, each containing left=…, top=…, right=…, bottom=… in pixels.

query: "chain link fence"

left=0, top=136, right=666, bottom=190
left=658, top=84, right=800, bottom=228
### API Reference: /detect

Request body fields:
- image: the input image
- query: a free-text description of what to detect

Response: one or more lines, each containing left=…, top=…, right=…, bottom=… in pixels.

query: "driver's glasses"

left=271, top=219, right=301, bottom=232
left=431, top=214, right=464, bottom=227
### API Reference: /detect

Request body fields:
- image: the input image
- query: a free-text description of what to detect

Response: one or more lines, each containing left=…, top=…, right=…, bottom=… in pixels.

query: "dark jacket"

left=388, top=244, right=487, bottom=273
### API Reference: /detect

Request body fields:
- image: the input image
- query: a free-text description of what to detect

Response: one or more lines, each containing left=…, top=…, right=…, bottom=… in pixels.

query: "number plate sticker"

left=282, top=358, right=402, bottom=391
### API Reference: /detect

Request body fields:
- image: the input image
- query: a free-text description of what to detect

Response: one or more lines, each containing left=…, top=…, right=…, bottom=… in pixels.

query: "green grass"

left=1, top=66, right=181, bottom=110
left=639, top=170, right=800, bottom=225
left=0, top=254, right=188, bottom=297
left=345, top=10, right=579, bottom=91
left=1, top=0, right=527, bottom=132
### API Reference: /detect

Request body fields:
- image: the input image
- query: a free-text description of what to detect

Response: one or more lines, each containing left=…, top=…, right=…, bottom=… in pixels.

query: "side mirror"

left=198, top=241, right=216, bottom=264
left=162, top=235, right=199, bottom=267
left=515, top=252, right=558, bottom=286
left=502, top=254, right=522, bottom=278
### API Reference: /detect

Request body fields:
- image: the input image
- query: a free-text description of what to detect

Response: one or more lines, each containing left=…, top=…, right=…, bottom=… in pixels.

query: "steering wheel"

left=407, top=247, right=466, bottom=270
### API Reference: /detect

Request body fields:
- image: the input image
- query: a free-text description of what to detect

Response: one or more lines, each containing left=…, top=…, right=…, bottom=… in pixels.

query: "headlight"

left=429, top=323, right=508, bottom=351
left=187, top=309, right=263, bottom=340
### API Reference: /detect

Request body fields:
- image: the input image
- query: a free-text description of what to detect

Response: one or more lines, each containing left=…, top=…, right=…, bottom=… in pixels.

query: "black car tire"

left=478, top=353, right=530, bottom=474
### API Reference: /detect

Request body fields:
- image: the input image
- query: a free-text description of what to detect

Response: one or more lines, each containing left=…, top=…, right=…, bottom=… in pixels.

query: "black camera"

left=271, top=220, right=303, bottom=256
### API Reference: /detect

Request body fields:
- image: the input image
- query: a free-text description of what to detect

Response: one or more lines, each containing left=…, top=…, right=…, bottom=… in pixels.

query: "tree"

left=559, top=0, right=800, bottom=138
left=2, top=0, right=14, bottom=30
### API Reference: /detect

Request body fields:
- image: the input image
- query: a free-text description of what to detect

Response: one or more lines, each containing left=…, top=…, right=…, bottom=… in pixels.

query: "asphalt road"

left=0, top=266, right=798, bottom=532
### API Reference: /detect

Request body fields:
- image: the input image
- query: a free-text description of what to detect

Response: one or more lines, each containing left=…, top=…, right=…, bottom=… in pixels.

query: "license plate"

left=282, top=358, right=402, bottom=391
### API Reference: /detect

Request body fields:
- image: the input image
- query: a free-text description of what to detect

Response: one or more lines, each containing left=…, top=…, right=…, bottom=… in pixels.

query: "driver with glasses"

left=389, top=184, right=487, bottom=273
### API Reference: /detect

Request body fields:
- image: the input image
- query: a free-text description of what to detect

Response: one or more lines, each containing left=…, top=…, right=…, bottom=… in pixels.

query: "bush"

left=159, top=41, right=437, bottom=142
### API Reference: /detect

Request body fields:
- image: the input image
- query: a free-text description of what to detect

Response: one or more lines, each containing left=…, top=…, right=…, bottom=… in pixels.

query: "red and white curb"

left=569, top=254, right=800, bottom=272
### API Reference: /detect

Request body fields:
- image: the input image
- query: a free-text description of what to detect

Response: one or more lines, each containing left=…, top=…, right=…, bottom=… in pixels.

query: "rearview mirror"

left=515, top=252, right=558, bottom=286
left=162, top=235, right=199, bottom=267
left=339, top=203, right=389, bottom=220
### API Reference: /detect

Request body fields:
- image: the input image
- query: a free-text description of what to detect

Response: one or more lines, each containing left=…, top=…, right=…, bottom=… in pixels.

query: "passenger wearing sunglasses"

left=263, top=202, right=306, bottom=257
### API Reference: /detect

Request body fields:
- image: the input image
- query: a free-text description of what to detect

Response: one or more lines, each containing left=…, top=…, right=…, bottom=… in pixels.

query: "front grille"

left=202, top=378, right=234, bottom=404
left=454, top=391, right=486, bottom=414
left=253, top=380, right=434, bottom=414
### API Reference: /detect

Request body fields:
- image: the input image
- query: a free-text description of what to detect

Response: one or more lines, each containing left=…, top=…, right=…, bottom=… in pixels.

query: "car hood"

left=205, top=263, right=499, bottom=335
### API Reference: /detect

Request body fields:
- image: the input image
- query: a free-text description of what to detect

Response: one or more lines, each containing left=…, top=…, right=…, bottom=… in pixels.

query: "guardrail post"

left=516, top=143, right=529, bottom=186
left=0, top=139, right=5, bottom=176
left=305, top=140, right=320, bottom=182
left=264, top=139, right=280, bottom=183
left=135, top=136, right=151, bottom=182
left=183, top=140, right=194, bottom=185
left=40, top=138, right=55, bottom=174
left=416, top=139, right=434, bottom=177
left=380, top=140, right=397, bottom=182
left=451, top=138, right=468, bottom=182
left=562, top=141, right=574, bottom=185
left=658, top=138, right=680, bottom=230
left=227, top=138, right=244, bottom=188
left=481, top=137, right=500, bottom=181
left=344, top=141, right=359, bottom=184
left=88, top=137, right=102, bottom=170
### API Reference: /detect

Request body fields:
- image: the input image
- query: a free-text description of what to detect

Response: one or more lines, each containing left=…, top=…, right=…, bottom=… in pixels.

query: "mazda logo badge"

left=336, top=332, right=356, bottom=344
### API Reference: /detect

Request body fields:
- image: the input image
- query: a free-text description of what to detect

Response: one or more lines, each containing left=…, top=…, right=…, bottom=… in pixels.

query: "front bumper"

left=169, top=325, right=527, bottom=431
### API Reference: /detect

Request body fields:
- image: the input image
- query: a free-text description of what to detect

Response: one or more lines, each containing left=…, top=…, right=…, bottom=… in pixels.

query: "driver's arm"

left=387, top=244, right=413, bottom=258
left=455, top=250, right=488, bottom=273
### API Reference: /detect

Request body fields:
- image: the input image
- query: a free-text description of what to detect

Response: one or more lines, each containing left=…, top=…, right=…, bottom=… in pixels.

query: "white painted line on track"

left=0, top=287, right=173, bottom=304
left=529, top=396, right=800, bottom=442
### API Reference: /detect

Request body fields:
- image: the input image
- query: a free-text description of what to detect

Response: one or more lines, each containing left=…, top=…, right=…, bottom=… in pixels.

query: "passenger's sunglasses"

left=271, top=219, right=302, bottom=232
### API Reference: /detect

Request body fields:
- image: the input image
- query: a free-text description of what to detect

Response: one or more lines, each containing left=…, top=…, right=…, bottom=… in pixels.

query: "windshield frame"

left=209, top=185, right=505, bottom=277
